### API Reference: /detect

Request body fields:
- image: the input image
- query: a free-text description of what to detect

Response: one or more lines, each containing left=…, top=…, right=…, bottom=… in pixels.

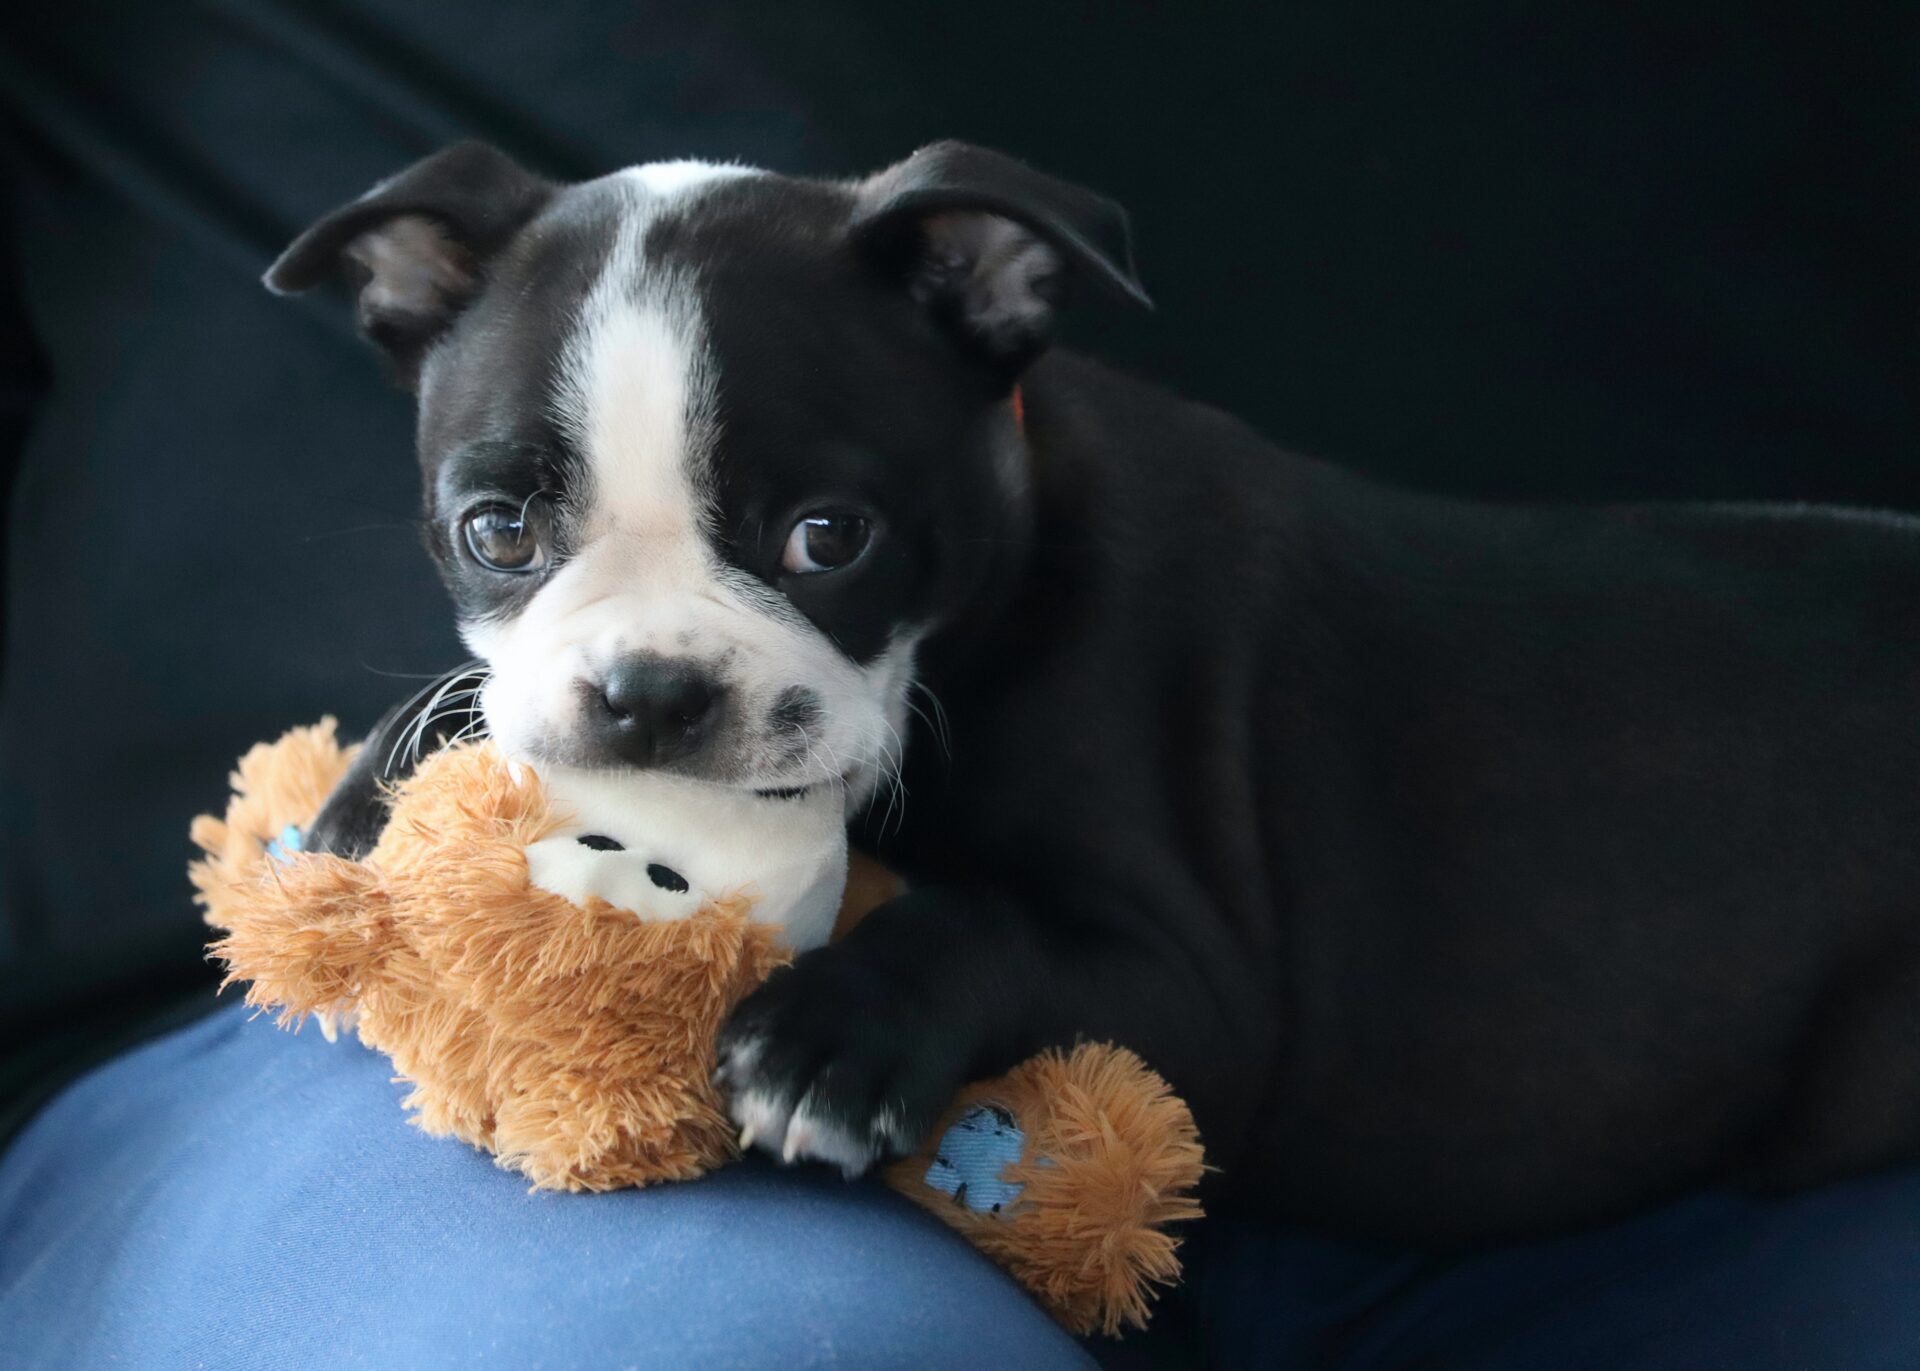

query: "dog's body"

left=279, top=142, right=1920, bottom=1244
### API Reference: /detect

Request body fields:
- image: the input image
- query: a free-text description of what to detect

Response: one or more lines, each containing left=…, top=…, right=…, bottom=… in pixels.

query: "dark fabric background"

left=0, top=1, right=1913, bottom=1114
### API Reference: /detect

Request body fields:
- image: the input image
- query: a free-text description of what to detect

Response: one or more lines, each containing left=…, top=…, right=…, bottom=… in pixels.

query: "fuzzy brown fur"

left=887, top=1045, right=1206, bottom=1335
left=193, top=721, right=1202, bottom=1332
left=194, top=720, right=785, bottom=1190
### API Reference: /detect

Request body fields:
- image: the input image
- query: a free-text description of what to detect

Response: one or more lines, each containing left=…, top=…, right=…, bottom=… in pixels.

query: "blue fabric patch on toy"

left=265, top=824, right=304, bottom=864
left=924, top=1103, right=1026, bottom=1215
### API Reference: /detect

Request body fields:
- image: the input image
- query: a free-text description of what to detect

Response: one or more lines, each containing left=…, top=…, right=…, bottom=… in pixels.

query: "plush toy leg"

left=485, top=1072, right=742, bottom=1194
left=883, top=1043, right=1205, bottom=1337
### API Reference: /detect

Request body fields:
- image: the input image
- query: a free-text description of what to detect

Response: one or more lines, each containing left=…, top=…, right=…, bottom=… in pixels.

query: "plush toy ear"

left=264, top=141, right=556, bottom=386
left=850, top=141, right=1151, bottom=375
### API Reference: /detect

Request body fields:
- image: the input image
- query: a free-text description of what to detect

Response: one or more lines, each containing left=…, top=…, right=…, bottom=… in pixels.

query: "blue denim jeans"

left=6, top=1003, right=1919, bottom=1370
left=0, top=1004, right=1091, bottom=1370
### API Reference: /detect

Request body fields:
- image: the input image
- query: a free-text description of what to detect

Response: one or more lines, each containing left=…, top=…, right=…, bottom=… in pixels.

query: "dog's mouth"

left=753, top=784, right=819, bottom=802
left=468, top=655, right=893, bottom=813
left=551, top=756, right=854, bottom=800
left=481, top=700, right=863, bottom=799
left=754, top=760, right=872, bottom=802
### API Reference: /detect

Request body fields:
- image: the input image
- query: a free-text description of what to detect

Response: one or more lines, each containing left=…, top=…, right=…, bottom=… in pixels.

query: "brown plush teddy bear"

left=192, top=721, right=1203, bottom=1335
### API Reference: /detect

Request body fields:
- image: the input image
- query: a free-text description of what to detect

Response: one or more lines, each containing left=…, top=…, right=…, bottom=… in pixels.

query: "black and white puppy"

left=271, top=140, right=1920, bottom=1243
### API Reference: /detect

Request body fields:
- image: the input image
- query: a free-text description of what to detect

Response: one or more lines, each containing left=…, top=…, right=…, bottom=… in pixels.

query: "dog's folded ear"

left=850, top=141, right=1151, bottom=376
left=265, top=141, right=555, bottom=386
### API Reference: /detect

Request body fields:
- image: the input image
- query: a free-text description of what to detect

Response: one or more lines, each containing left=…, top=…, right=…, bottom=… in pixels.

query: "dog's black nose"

left=587, top=654, right=724, bottom=767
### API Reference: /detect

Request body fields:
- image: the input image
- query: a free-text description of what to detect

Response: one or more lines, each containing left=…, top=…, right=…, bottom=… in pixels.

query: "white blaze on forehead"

left=552, top=166, right=745, bottom=552
left=631, top=159, right=756, bottom=196
left=559, top=277, right=708, bottom=545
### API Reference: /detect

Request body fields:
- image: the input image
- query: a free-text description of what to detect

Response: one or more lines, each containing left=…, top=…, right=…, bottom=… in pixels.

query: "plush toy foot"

left=883, top=1043, right=1205, bottom=1337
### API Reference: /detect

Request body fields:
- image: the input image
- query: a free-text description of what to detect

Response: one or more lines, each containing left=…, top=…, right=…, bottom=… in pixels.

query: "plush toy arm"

left=188, top=718, right=358, bottom=927
left=883, top=1043, right=1205, bottom=1338
left=207, top=856, right=394, bottom=1026
left=190, top=718, right=391, bottom=1026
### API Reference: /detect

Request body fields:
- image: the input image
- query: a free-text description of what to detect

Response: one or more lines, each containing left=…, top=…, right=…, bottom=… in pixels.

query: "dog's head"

left=268, top=141, right=1147, bottom=807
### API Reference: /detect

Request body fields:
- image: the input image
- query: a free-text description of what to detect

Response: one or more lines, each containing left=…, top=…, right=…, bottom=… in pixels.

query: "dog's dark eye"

left=781, top=513, right=872, bottom=575
left=463, top=503, right=546, bottom=573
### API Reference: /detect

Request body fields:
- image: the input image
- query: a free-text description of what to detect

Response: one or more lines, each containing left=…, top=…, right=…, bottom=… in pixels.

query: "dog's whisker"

left=445, top=715, right=491, bottom=748
left=412, top=670, right=480, bottom=758
left=903, top=696, right=951, bottom=763
left=792, top=725, right=846, bottom=794
left=359, top=663, right=475, bottom=681
left=383, top=662, right=489, bottom=778
left=869, top=714, right=911, bottom=839
left=910, top=680, right=954, bottom=759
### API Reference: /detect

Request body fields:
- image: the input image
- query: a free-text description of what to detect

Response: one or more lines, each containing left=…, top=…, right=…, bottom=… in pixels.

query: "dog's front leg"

left=715, top=885, right=1247, bottom=1176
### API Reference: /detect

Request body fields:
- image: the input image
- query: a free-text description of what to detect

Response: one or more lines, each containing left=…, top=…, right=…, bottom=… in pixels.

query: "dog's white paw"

left=776, top=1092, right=884, bottom=1176
left=716, top=1033, right=907, bottom=1177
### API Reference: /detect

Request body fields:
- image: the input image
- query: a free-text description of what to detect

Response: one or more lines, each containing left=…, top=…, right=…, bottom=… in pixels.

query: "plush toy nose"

left=586, top=654, right=724, bottom=767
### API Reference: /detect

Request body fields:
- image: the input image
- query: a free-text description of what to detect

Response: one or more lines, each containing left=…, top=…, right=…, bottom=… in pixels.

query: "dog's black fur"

left=276, top=141, right=1920, bottom=1245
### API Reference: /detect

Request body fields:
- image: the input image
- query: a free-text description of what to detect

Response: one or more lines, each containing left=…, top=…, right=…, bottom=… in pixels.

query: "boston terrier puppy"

left=269, top=140, right=1920, bottom=1242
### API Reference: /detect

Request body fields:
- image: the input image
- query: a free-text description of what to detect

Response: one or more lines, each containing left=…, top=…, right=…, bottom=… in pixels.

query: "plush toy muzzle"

left=520, top=761, right=848, bottom=952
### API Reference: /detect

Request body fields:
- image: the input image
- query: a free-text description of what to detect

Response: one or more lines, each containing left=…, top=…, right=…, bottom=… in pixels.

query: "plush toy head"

left=192, top=719, right=845, bottom=1190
